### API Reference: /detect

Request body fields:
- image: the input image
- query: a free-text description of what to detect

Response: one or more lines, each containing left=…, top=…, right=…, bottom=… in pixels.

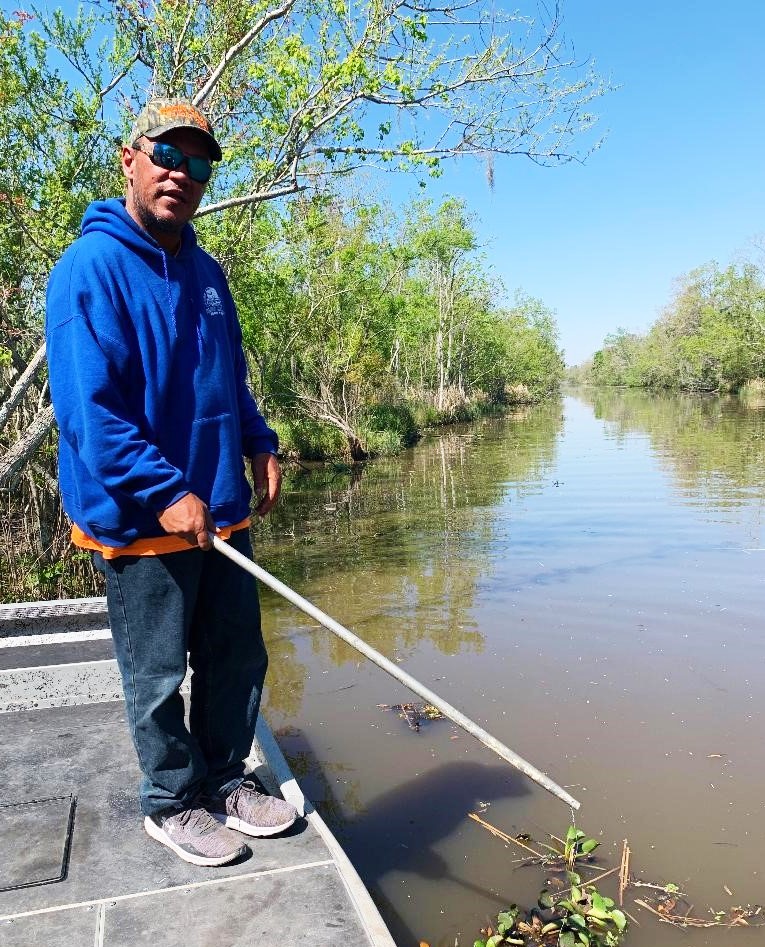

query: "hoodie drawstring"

left=161, top=250, right=178, bottom=338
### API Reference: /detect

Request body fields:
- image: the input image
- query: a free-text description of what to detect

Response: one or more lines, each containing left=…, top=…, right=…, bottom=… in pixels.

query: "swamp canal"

left=255, top=388, right=765, bottom=947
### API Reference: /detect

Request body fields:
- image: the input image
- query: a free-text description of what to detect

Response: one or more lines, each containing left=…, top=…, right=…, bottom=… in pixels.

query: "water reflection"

left=255, top=404, right=564, bottom=718
left=574, top=387, right=765, bottom=509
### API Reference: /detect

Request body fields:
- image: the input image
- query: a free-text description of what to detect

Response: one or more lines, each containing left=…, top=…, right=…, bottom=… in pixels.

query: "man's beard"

left=132, top=191, right=185, bottom=237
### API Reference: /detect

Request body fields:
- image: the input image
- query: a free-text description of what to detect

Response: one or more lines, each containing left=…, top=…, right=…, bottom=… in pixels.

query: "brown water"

left=254, top=388, right=765, bottom=947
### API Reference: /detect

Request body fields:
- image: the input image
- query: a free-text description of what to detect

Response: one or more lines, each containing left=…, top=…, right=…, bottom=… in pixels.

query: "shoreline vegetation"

left=568, top=261, right=765, bottom=394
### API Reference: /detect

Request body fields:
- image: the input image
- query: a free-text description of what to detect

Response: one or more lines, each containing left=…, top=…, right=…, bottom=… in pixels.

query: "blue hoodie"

left=46, top=198, right=278, bottom=547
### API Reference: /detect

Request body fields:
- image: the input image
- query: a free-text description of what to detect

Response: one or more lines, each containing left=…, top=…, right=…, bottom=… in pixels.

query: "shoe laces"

left=231, top=778, right=266, bottom=804
left=177, top=805, right=220, bottom=834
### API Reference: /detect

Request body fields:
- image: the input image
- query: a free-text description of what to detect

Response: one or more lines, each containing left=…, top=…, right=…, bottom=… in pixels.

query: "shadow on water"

left=281, top=726, right=531, bottom=945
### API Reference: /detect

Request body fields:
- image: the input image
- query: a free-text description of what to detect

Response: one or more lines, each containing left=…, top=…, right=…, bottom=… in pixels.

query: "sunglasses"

left=133, top=141, right=214, bottom=183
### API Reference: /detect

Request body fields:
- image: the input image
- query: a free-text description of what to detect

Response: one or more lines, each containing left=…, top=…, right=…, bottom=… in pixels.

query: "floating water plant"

left=562, top=826, right=600, bottom=868
left=473, top=891, right=627, bottom=946
left=377, top=701, right=445, bottom=731
left=468, top=817, right=765, bottom=945
left=472, top=825, right=626, bottom=947
left=474, top=881, right=627, bottom=946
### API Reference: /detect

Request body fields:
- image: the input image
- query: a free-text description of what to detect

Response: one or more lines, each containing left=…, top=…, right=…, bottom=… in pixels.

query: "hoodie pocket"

left=186, top=413, right=243, bottom=507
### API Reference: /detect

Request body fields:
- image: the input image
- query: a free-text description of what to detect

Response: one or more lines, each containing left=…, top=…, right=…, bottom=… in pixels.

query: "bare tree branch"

left=0, top=342, right=47, bottom=436
left=170, top=3, right=199, bottom=90
left=0, top=404, right=55, bottom=490
left=196, top=182, right=306, bottom=216
left=193, top=0, right=298, bottom=108
left=99, top=52, right=141, bottom=99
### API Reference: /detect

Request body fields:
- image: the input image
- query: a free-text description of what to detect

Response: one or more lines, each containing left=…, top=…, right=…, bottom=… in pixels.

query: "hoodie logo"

left=204, top=287, right=224, bottom=319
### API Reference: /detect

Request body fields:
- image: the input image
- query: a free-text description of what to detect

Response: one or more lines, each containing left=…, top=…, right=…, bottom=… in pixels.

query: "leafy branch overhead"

left=139, top=0, right=607, bottom=209
left=5, top=0, right=606, bottom=218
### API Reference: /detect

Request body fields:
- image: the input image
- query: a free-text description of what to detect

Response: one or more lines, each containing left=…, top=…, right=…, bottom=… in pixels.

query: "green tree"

left=276, top=197, right=401, bottom=459
left=590, top=328, right=646, bottom=387
left=502, top=291, right=565, bottom=398
left=583, top=261, right=765, bottom=392
left=400, top=198, right=477, bottom=408
left=109, top=0, right=606, bottom=208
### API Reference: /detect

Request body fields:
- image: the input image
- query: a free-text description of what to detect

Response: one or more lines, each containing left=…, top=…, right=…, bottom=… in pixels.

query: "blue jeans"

left=94, top=529, right=268, bottom=816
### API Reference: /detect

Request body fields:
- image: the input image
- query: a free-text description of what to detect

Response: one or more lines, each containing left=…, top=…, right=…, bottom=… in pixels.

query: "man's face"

left=122, top=127, right=211, bottom=246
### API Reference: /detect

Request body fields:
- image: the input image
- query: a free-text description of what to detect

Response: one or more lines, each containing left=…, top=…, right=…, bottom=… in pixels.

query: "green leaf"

left=611, top=910, right=627, bottom=932
left=591, top=892, right=607, bottom=912
left=486, top=935, right=505, bottom=947
left=497, top=907, right=519, bottom=929
left=473, top=941, right=486, bottom=947
left=577, top=933, right=590, bottom=946
left=538, top=890, right=554, bottom=910
left=580, top=838, right=599, bottom=854
left=566, top=826, right=584, bottom=844
left=559, top=933, right=576, bottom=947
left=587, top=908, right=610, bottom=921
left=566, top=871, right=581, bottom=885
left=590, top=891, right=615, bottom=914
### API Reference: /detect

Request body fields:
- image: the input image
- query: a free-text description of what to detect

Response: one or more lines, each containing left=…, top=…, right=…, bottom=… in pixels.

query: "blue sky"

left=394, top=1, right=765, bottom=364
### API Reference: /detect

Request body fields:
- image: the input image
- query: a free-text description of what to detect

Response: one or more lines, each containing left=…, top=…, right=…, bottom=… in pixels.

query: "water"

left=254, top=388, right=765, bottom=946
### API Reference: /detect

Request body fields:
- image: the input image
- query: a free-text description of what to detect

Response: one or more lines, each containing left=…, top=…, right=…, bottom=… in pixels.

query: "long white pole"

left=212, top=534, right=580, bottom=812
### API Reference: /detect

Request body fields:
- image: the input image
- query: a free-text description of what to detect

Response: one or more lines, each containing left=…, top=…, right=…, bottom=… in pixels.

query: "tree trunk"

left=0, top=404, right=55, bottom=489
left=0, top=342, right=47, bottom=435
left=348, top=436, right=368, bottom=462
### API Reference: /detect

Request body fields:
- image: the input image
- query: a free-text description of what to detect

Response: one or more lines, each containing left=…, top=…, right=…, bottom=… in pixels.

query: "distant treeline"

left=570, top=261, right=765, bottom=391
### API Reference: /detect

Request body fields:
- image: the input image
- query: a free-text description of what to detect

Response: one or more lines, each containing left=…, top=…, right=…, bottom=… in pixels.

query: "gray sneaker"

left=144, top=806, right=248, bottom=867
left=207, top=779, right=298, bottom=837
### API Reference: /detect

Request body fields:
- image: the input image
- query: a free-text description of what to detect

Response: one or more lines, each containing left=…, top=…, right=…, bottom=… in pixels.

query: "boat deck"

left=0, top=599, right=395, bottom=947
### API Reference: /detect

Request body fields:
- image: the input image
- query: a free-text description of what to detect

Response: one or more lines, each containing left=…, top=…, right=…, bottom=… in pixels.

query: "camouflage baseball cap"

left=130, top=98, right=222, bottom=161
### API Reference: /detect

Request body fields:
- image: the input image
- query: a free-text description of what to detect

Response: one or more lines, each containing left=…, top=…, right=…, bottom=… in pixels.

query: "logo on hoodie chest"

left=203, top=287, right=224, bottom=320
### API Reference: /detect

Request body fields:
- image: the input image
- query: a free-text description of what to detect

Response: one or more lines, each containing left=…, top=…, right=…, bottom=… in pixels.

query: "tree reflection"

left=256, top=404, right=563, bottom=716
left=573, top=387, right=765, bottom=505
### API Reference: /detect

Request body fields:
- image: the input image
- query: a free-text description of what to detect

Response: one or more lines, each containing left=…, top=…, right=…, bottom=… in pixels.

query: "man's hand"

left=251, top=452, right=282, bottom=517
left=157, top=493, right=216, bottom=550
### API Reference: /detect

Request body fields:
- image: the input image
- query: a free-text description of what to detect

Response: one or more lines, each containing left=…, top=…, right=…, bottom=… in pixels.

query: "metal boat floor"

left=0, top=701, right=380, bottom=947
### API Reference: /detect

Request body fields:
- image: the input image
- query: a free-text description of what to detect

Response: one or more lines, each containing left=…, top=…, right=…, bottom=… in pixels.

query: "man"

left=46, top=98, right=297, bottom=867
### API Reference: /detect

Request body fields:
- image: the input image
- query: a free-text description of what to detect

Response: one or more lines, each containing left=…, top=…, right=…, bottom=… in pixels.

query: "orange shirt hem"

left=71, top=519, right=251, bottom=559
